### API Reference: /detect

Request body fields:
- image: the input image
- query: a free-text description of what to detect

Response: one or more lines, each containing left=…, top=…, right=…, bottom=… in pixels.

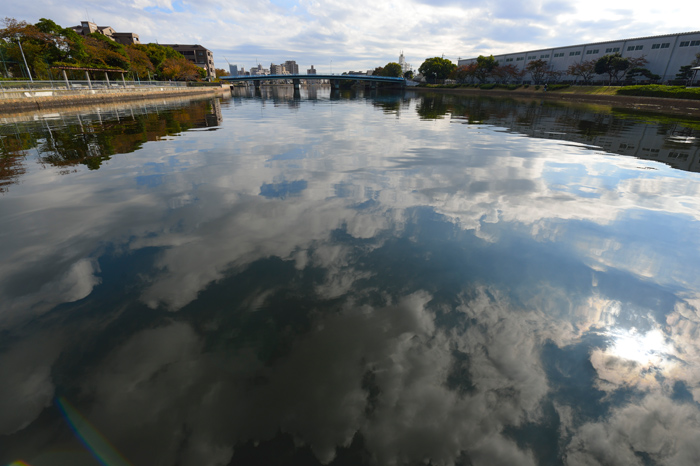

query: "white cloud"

left=6, top=0, right=699, bottom=73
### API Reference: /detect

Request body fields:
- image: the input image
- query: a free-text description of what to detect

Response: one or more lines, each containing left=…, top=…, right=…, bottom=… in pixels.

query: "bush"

left=547, top=84, right=570, bottom=91
left=479, top=83, right=496, bottom=89
left=535, top=85, right=540, bottom=90
left=616, top=85, right=700, bottom=100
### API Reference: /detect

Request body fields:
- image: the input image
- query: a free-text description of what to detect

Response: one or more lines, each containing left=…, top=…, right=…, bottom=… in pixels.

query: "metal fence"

left=0, top=80, right=191, bottom=92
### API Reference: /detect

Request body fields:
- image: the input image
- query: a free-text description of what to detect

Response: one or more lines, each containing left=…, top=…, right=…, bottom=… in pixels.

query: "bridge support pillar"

left=370, top=81, right=377, bottom=90
left=293, top=79, right=301, bottom=91
left=331, top=79, right=340, bottom=90
left=254, top=81, right=261, bottom=90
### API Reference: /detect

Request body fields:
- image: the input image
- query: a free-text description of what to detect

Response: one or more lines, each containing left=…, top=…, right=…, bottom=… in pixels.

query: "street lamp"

left=15, top=34, right=33, bottom=83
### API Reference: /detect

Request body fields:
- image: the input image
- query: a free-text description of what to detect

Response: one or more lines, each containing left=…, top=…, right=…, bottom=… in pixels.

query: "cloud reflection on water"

left=2, top=92, right=700, bottom=465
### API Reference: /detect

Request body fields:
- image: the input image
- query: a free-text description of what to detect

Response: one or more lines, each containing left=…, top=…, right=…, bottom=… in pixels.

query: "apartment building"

left=71, top=21, right=140, bottom=45
left=161, top=44, right=215, bottom=79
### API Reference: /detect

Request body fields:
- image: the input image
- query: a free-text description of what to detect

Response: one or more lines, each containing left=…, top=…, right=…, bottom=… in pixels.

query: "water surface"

left=2, top=88, right=700, bottom=465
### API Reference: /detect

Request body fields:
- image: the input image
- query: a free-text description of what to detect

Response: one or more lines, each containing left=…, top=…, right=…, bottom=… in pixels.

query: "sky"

left=5, top=0, right=700, bottom=73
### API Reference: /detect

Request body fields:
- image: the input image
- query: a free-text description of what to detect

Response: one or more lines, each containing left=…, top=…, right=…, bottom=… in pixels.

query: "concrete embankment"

left=0, top=85, right=232, bottom=113
left=411, top=86, right=700, bottom=117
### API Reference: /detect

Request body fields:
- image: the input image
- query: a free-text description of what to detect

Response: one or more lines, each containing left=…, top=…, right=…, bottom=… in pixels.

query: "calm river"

left=2, top=87, right=700, bottom=466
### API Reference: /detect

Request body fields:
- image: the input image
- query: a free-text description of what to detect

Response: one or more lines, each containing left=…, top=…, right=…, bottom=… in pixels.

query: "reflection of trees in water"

left=415, top=93, right=700, bottom=171
left=0, top=129, right=34, bottom=192
left=370, top=93, right=411, bottom=116
left=0, top=99, right=222, bottom=189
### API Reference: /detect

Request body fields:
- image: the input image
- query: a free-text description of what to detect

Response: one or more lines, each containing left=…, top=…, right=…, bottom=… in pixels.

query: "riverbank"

left=411, top=86, right=700, bottom=117
left=0, top=85, right=231, bottom=114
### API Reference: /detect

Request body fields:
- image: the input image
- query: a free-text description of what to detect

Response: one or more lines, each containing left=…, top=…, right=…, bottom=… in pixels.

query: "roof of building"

left=464, top=31, right=700, bottom=58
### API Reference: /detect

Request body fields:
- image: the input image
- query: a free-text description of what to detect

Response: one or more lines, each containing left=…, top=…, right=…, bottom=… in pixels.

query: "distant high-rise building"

left=399, top=51, right=411, bottom=74
left=307, top=65, right=316, bottom=75
left=284, top=60, right=299, bottom=75
left=229, top=64, right=238, bottom=76
left=270, top=63, right=286, bottom=75
left=250, top=64, right=269, bottom=76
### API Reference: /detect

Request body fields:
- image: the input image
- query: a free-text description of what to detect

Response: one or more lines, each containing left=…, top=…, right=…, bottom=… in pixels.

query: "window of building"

left=661, top=43, right=670, bottom=48
left=605, top=47, right=620, bottom=53
left=553, top=52, right=564, bottom=58
left=651, top=44, right=660, bottom=49
left=528, top=55, right=536, bottom=59
left=692, top=40, right=700, bottom=46
left=516, top=57, right=524, bottom=61
left=505, top=58, right=514, bottom=62
left=680, top=41, right=690, bottom=47
left=585, top=49, right=599, bottom=55
left=569, top=51, right=581, bottom=56
left=635, top=45, right=643, bottom=50
left=540, top=54, right=550, bottom=58
left=627, top=46, right=635, bottom=51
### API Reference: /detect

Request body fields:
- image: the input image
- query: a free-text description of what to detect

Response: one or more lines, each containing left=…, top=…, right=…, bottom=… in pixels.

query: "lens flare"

left=56, top=397, right=131, bottom=466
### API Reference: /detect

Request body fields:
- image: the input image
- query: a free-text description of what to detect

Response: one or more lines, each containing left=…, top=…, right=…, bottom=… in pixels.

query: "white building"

left=399, top=51, right=411, bottom=74
left=458, top=32, right=700, bottom=83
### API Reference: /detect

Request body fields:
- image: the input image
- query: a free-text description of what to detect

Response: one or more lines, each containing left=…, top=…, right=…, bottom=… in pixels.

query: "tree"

left=473, top=55, right=498, bottom=83
left=125, top=45, right=154, bottom=78
left=566, top=59, right=596, bottom=84
left=676, top=65, right=694, bottom=82
left=526, top=59, right=548, bottom=84
left=418, top=56, right=456, bottom=83
left=626, top=67, right=659, bottom=82
left=621, top=55, right=648, bottom=82
left=160, top=56, right=203, bottom=81
left=381, top=62, right=402, bottom=77
left=492, top=63, right=522, bottom=83
left=83, top=33, right=129, bottom=70
left=594, top=53, right=629, bottom=84
left=403, top=70, right=413, bottom=79
left=215, top=68, right=230, bottom=78
left=372, top=66, right=383, bottom=76
left=452, top=64, right=476, bottom=83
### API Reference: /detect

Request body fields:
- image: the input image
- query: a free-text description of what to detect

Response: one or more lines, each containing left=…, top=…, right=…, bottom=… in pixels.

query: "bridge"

left=220, top=74, right=405, bottom=90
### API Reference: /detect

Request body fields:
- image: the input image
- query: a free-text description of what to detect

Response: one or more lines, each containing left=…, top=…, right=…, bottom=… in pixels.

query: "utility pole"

left=16, top=34, right=33, bottom=82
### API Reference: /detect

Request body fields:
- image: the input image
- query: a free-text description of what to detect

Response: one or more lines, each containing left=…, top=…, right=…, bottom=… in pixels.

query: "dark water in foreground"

left=2, top=87, right=700, bottom=466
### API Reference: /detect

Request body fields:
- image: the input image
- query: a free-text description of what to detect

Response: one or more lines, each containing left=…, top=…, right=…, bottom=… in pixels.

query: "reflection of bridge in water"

left=221, top=74, right=405, bottom=90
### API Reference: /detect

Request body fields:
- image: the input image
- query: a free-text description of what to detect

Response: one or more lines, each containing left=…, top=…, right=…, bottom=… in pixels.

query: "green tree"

left=381, top=62, right=402, bottom=77
left=526, top=59, right=548, bottom=84
left=594, top=53, right=629, bottom=84
left=473, top=55, right=498, bottom=83
left=418, top=56, right=456, bottom=83
left=403, top=70, right=413, bottom=79
left=125, top=45, right=154, bottom=78
left=83, top=33, right=129, bottom=70
left=676, top=65, right=693, bottom=82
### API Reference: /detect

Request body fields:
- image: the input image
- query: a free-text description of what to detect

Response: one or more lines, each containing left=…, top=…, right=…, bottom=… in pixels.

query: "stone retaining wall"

left=0, top=86, right=231, bottom=113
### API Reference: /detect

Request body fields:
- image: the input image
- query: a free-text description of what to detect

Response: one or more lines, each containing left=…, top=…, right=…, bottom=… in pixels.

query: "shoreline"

left=0, top=86, right=231, bottom=114
left=409, top=86, right=700, bottom=117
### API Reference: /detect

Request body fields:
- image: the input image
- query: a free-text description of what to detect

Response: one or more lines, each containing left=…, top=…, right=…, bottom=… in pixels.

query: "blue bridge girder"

left=220, top=73, right=405, bottom=85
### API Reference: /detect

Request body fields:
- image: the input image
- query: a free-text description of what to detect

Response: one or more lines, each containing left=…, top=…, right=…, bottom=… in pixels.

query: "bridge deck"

left=221, top=74, right=405, bottom=83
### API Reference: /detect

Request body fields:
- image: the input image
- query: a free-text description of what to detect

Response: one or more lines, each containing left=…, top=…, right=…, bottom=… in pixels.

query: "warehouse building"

left=458, top=31, right=700, bottom=83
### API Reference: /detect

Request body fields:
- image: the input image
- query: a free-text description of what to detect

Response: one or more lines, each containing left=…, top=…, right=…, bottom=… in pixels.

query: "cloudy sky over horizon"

left=6, top=0, right=700, bottom=73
